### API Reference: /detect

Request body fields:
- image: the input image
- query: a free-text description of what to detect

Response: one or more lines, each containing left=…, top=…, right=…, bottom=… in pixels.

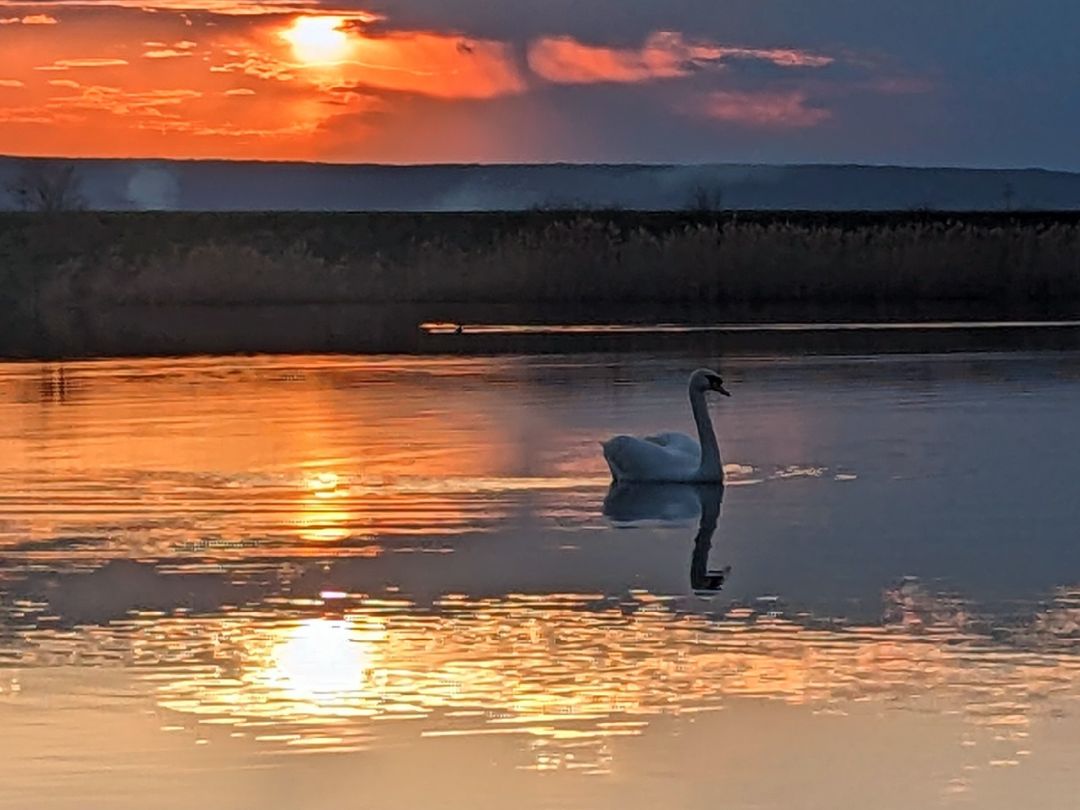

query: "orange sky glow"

left=0, top=1, right=851, bottom=160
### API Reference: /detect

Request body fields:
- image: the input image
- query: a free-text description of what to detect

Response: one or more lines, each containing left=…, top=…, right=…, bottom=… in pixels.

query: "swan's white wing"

left=643, top=432, right=700, bottom=456
left=602, top=435, right=700, bottom=482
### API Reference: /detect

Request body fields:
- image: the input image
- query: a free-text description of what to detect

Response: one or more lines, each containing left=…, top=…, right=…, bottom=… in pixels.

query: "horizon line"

left=0, top=155, right=1075, bottom=175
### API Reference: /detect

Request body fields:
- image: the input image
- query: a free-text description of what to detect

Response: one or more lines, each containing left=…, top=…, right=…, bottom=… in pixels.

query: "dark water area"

left=2, top=349, right=1080, bottom=809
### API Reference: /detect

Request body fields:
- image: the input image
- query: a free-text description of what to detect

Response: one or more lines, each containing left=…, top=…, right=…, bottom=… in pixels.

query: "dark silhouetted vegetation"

left=3, top=211, right=1078, bottom=311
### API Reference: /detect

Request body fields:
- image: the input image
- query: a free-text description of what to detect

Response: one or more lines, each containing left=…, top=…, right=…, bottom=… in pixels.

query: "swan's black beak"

left=705, top=372, right=731, bottom=396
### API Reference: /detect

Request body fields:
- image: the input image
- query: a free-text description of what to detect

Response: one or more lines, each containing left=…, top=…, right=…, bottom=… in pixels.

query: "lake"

left=2, top=350, right=1080, bottom=809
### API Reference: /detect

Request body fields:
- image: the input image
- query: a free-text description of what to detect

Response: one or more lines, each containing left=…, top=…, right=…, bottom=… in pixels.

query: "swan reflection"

left=603, top=483, right=730, bottom=593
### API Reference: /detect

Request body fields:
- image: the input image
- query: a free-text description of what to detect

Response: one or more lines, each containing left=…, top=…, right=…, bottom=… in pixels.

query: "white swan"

left=601, top=369, right=731, bottom=483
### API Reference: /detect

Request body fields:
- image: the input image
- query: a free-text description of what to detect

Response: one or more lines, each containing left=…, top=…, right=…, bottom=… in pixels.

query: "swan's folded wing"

left=643, top=432, right=700, bottom=456
left=602, top=434, right=701, bottom=482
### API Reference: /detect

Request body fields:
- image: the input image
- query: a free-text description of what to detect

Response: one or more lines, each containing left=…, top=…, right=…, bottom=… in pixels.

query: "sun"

left=282, top=15, right=353, bottom=65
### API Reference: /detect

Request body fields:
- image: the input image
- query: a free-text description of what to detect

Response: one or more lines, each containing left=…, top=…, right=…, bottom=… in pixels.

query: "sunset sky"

left=0, top=0, right=1077, bottom=167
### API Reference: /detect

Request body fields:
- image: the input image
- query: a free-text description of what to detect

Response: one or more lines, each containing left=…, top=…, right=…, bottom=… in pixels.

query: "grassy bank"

left=3, top=211, right=1080, bottom=311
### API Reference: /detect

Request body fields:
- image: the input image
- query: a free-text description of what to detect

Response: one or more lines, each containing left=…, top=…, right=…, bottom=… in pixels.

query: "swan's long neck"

left=690, top=388, right=722, bottom=481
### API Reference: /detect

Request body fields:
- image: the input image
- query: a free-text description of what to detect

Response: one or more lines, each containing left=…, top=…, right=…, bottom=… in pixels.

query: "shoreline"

left=3, top=210, right=1080, bottom=358
left=6, top=303, right=1080, bottom=360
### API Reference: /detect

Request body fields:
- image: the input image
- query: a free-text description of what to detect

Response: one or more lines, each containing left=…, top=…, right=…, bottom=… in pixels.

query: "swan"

left=602, top=368, right=731, bottom=483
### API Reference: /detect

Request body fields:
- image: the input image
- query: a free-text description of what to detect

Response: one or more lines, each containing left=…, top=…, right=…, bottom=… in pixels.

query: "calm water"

left=2, top=352, right=1080, bottom=809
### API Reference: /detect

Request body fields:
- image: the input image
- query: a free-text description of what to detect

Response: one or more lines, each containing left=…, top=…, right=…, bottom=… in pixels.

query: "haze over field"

left=2, top=159, right=1078, bottom=211
left=0, top=1, right=1077, bottom=169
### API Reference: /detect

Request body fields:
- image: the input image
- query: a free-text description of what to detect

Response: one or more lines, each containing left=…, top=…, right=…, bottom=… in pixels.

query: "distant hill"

left=2, top=157, right=1078, bottom=212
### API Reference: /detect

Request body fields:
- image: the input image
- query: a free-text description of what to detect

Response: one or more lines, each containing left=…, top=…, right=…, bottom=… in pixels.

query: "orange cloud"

left=336, top=31, right=525, bottom=99
left=0, top=106, right=81, bottom=124
left=38, top=86, right=204, bottom=129
left=144, top=49, right=195, bottom=59
left=35, top=58, right=131, bottom=71
left=700, top=90, right=830, bottom=127
left=0, top=79, right=26, bottom=87
left=528, top=31, right=833, bottom=85
left=0, top=13, right=57, bottom=24
left=0, top=1, right=381, bottom=18
left=210, top=49, right=297, bottom=82
left=528, top=35, right=674, bottom=84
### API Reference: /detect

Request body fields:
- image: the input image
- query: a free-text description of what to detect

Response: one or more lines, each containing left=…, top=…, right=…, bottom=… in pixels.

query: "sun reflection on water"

left=56, top=588, right=1061, bottom=778
left=263, top=619, right=376, bottom=703
left=296, top=472, right=354, bottom=543
left=6, top=570, right=1080, bottom=792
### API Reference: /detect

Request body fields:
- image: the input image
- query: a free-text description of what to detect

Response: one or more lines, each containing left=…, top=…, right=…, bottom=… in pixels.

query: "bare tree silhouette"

left=685, top=182, right=724, bottom=213
left=6, top=161, right=86, bottom=212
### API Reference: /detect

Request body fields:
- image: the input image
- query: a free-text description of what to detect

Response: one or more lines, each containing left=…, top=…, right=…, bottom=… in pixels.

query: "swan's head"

left=689, top=368, right=731, bottom=397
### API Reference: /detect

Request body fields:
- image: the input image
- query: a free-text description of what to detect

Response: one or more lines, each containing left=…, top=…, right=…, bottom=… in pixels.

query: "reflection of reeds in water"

left=12, top=587, right=1079, bottom=780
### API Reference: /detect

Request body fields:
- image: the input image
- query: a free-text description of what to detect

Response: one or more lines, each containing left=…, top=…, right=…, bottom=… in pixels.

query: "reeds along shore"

left=2, top=211, right=1080, bottom=311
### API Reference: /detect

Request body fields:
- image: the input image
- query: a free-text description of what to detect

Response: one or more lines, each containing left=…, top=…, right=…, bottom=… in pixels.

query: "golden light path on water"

left=0, top=356, right=623, bottom=558
left=6, top=585, right=1071, bottom=789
